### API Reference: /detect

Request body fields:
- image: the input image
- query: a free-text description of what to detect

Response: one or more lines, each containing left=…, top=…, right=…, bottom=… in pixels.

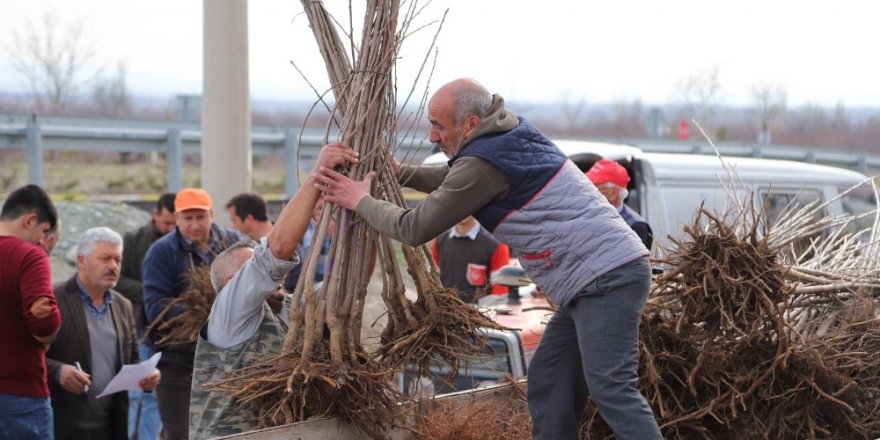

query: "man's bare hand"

left=313, top=168, right=375, bottom=211
left=266, top=288, right=285, bottom=314
left=29, top=297, right=54, bottom=319
left=139, top=369, right=161, bottom=392
left=313, top=142, right=359, bottom=174
left=59, top=364, right=91, bottom=395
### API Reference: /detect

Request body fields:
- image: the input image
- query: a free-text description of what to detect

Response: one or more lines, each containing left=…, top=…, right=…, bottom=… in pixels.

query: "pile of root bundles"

left=583, top=198, right=880, bottom=439
left=413, top=191, right=880, bottom=439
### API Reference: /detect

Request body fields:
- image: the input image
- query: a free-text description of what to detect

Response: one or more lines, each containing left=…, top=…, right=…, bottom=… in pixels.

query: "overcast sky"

left=1, top=0, right=879, bottom=107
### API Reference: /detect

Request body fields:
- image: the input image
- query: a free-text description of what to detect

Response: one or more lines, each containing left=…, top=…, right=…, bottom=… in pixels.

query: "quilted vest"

left=452, top=117, right=649, bottom=306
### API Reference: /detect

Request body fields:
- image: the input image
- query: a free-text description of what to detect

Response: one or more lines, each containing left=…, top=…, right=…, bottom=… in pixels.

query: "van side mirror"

left=493, top=265, right=532, bottom=305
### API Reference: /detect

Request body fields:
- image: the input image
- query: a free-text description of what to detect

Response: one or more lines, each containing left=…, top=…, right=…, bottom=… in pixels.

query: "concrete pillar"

left=202, top=0, right=250, bottom=226
left=25, top=115, right=44, bottom=186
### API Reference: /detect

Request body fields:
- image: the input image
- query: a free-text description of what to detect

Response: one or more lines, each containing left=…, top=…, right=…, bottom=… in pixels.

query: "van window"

left=759, top=189, right=824, bottom=226
left=760, top=189, right=824, bottom=257
left=656, top=183, right=746, bottom=241
left=401, top=334, right=517, bottom=396
left=838, top=183, right=879, bottom=236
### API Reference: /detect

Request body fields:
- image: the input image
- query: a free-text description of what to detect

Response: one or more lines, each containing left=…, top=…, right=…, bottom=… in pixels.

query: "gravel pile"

left=49, top=201, right=151, bottom=283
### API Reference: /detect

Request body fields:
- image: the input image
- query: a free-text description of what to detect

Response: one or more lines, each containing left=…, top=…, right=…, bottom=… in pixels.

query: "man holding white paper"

left=46, top=227, right=160, bottom=440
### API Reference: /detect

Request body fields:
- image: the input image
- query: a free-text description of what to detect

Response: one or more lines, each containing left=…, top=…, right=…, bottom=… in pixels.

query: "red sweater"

left=0, top=236, right=61, bottom=398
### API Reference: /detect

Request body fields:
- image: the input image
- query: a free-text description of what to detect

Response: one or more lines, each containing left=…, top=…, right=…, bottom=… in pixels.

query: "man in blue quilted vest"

left=314, top=78, right=661, bottom=439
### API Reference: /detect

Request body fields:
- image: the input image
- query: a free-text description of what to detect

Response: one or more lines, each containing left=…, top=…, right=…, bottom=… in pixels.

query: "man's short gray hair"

left=452, top=79, right=492, bottom=125
left=210, top=239, right=258, bottom=291
left=597, top=183, right=629, bottom=207
left=76, top=227, right=123, bottom=256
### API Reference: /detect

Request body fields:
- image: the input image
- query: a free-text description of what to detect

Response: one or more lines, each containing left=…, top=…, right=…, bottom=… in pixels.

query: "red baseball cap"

left=586, top=160, right=630, bottom=188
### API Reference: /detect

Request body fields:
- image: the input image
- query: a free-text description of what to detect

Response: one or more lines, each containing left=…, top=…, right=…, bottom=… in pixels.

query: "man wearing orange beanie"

left=142, top=187, right=242, bottom=439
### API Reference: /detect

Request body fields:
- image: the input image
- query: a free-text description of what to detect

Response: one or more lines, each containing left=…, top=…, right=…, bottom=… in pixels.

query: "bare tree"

left=8, top=12, right=102, bottom=113
left=608, top=99, right=645, bottom=138
left=750, top=80, right=787, bottom=144
left=90, top=60, right=132, bottom=118
left=673, top=65, right=723, bottom=133
left=560, top=91, right=588, bottom=135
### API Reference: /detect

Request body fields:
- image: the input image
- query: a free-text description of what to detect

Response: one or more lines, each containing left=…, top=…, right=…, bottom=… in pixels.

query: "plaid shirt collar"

left=181, top=229, right=222, bottom=261
left=75, top=275, right=113, bottom=320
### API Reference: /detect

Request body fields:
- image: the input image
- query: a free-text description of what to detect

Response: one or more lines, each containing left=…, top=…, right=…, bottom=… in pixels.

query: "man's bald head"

left=432, top=78, right=492, bottom=125
left=427, top=78, right=493, bottom=158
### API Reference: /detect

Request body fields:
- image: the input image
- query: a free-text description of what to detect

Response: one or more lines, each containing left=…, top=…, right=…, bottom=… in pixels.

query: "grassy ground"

left=1, top=154, right=431, bottom=202
left=0, top=155, right=288, bottom=198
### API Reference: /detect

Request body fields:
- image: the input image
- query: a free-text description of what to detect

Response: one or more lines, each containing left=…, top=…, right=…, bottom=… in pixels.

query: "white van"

left=423, top=140, right=879, bottom=252
left=411, top=141, right=877, bottom=396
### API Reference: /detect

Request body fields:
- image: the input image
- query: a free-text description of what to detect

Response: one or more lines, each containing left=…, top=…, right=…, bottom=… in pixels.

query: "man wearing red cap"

left=142, top=187, right=242, bottom=440
left=586, top=160, right=653, bottom=250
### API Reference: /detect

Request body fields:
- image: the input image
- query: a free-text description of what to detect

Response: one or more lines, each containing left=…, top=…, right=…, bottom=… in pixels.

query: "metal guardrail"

left=1, top=114, right=878, bottom=197
left=624, top=138, right=880, bottom=175
left=0, top=114, right=434, bottom=197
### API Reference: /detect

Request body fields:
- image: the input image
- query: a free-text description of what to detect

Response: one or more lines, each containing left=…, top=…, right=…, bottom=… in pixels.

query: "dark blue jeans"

left=527, top=257, right=661, bottom=440
left=128, top=342, right=162, bottom=440
left=0, top=393, right=54, bottom=440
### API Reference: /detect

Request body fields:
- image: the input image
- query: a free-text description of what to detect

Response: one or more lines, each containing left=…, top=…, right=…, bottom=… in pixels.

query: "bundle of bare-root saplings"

left=206, top=1, right=500, bottom=439
left=145, top=265, right=217, bottom=350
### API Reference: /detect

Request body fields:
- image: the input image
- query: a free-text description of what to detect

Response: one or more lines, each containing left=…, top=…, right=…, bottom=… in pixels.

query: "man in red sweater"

left=0, top=184, right=62, bottom=439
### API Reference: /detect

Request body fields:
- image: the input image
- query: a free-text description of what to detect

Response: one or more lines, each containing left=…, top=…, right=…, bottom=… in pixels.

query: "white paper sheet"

left=96, top=351, right=162, bottom=398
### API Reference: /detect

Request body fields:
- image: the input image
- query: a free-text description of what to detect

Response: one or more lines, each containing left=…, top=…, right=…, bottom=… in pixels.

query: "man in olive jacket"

left=46, top=227, right=160, bottom=440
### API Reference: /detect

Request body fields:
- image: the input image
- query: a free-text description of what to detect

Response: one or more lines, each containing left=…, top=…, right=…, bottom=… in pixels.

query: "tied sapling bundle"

left=208, top=1, right=500, bottom=438
left=144, top=264, right=216, bottom=350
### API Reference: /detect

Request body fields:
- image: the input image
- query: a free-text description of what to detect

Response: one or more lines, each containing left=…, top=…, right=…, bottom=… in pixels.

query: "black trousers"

left=70, top=426, right=111, bottom=440
left=156, top=350, right=194, bottom=440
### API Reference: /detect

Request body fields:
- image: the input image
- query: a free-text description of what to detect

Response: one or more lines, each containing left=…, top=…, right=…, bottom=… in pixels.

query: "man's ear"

left=20, top=213, right=38, bottom=230
left=462, top=115, right=482, bottom=138
left=223, top=274, right=235, bottom=288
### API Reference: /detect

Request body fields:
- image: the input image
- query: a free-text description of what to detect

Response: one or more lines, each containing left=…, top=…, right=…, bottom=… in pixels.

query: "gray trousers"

left=527, top=257, right=661, bottom=440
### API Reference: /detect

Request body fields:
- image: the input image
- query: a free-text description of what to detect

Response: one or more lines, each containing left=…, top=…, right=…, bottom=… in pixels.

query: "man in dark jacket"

left=143, top=188, right=241, bottom=440
left=117, top=192, right=176, bottom=331
left=315, top=78, right=661, bottom=440
left=47, top=227, right=160, bottom=440
left=586, top=160, right=654, bottom=250
left=115, top=192, right=174, bottom=440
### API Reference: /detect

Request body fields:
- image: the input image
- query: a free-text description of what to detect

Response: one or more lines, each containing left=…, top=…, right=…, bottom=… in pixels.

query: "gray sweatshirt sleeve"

left=398, top=163, right=449, bottom=193
left=206, top=237, right=300, bottom=348
left=356, top=157, right=509, bottom=245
